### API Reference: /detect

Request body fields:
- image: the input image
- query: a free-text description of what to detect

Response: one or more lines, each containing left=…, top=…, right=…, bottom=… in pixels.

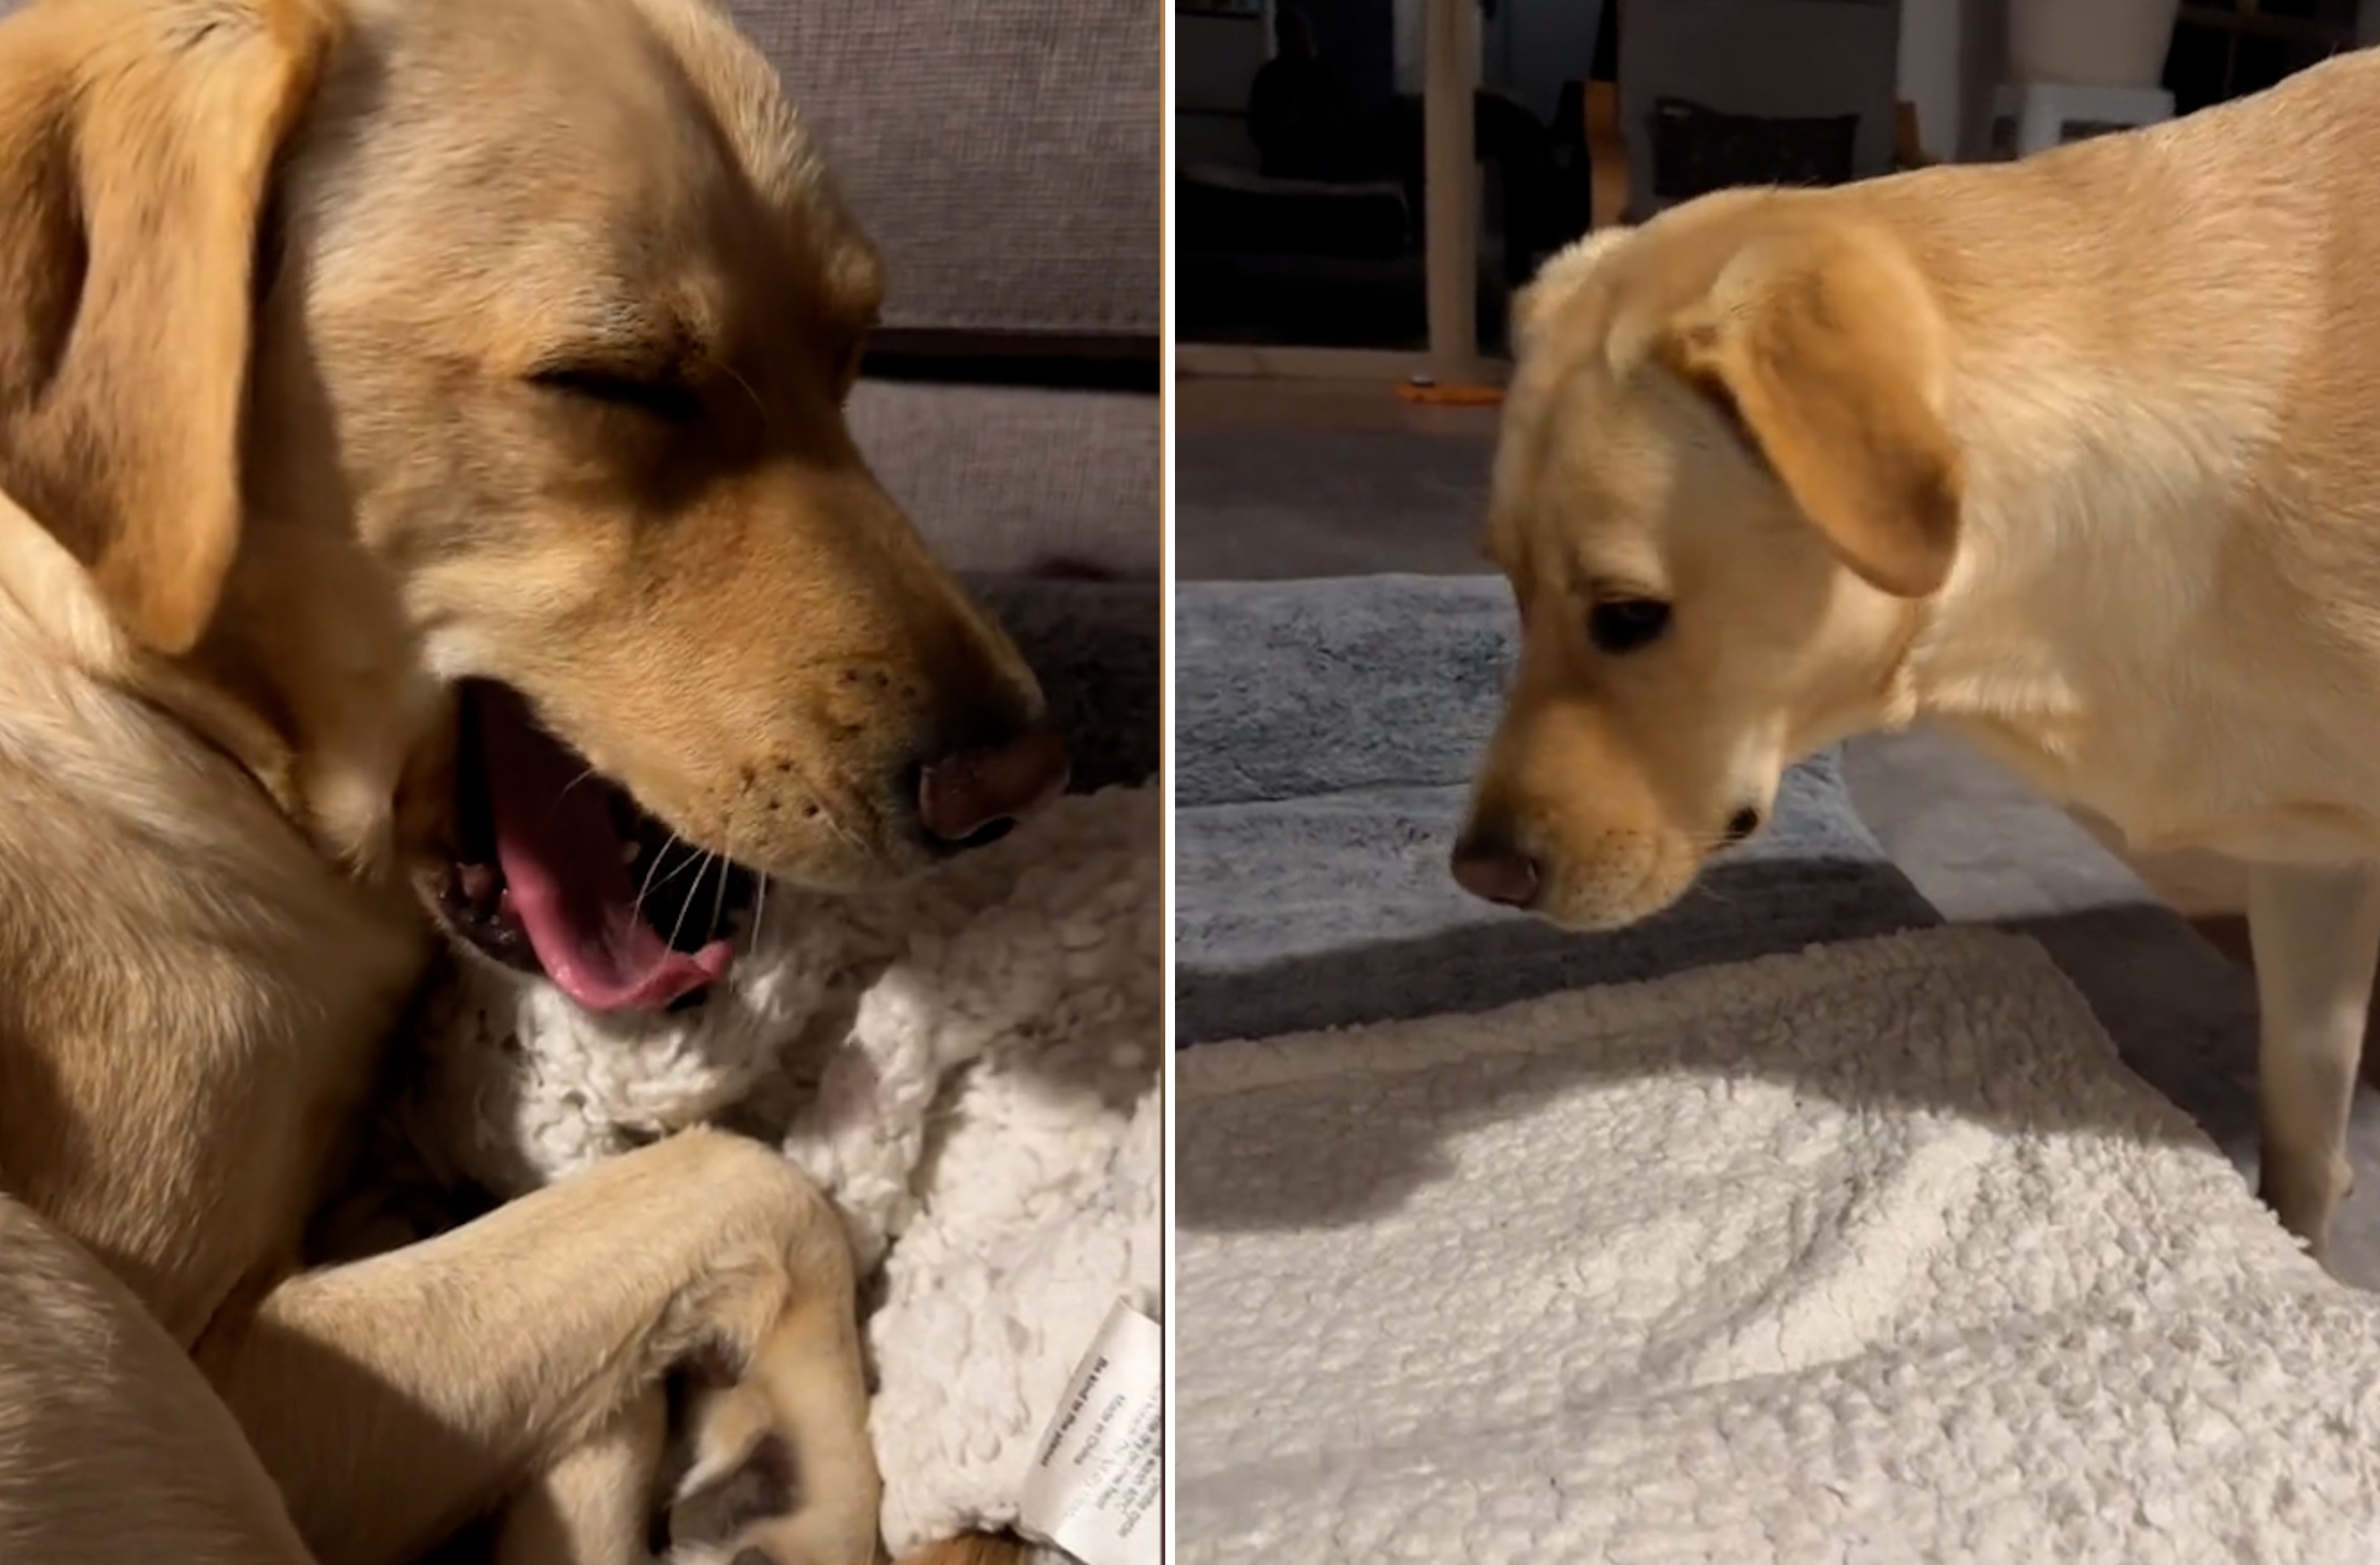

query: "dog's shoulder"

left=0, top=499, right=430, bottom=1094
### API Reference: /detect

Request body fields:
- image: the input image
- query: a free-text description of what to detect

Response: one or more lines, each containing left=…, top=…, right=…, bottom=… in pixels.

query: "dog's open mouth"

left=434, top=681, right=756, bottom=1013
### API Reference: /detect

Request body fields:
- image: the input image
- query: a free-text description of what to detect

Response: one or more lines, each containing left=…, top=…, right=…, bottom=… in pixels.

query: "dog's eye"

left=1587, top=598, right=1671, bottom=654
left=529, top=367, right=701, bottom=423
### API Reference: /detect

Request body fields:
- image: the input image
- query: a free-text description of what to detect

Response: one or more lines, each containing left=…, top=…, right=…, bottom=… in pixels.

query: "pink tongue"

left=476, top=688, right=733, bottom=1012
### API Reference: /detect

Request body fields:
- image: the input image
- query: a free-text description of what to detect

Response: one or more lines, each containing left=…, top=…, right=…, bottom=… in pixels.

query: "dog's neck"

left=0, top=488, right=298, bottom=798
left=177, top=509, right=452, bottom=883
left=0, top=461, right=457, bottom=885
left=1846, top=152, right=2300, bottom=757
left=1876, top=342, right=2274, bottom=804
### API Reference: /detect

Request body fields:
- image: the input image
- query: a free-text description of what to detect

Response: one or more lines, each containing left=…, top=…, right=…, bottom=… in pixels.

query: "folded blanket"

left=1177, top=927, right=2380, bottom=1563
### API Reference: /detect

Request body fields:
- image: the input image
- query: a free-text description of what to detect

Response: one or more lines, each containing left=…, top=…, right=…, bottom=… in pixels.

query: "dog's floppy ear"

left=0, top=0, right=337, bottom=656
left=1655, top=230, right=1964, bottom=598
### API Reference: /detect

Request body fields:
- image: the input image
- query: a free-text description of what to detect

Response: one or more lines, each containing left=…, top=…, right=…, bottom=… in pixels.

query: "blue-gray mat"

left=1175, top=575, right=1943, bottom=1045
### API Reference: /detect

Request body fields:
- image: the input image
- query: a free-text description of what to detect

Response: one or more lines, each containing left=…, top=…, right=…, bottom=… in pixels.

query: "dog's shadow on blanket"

left=1178, top=894, right=2266, bottom=1237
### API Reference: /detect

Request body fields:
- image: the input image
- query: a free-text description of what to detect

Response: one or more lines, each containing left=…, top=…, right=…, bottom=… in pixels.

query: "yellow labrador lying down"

left=1454, top=49, right=2380, bottom=1270
left=0, top=0, right=1065, bottom=1561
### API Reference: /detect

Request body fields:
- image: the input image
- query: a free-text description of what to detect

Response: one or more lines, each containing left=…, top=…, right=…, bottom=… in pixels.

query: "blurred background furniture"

left=1614, top=0, right=1903, bottom=219
left=2008, top=0, right=2179, bottom=88
left=1988, top=79, right=2174, bottom=156
left=2168, top=0, right=2360, bottom=113
left=726, top=0, right=1161, bottom=582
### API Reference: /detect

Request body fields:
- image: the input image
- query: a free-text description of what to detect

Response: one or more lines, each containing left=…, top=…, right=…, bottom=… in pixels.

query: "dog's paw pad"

left=670, top=1432, right=797, bottom=1553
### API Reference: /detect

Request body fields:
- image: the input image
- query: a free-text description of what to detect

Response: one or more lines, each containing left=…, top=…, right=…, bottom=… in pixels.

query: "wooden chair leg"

left=1583, top=79, right=1628, bottom=228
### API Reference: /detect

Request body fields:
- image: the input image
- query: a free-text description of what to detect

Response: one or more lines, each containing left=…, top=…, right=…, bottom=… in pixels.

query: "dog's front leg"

left=487, top=1386, right=668, bottom=1565
left=2247, top=860, right=2380, bottom=1259
left=194, top=1126, right=878, bottom=1565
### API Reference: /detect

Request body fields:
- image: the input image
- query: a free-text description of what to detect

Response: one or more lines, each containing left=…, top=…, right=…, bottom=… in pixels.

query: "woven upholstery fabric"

left=849, top=379, right=1160, bottom=578
left=727, top=0, right=1160, bottom=341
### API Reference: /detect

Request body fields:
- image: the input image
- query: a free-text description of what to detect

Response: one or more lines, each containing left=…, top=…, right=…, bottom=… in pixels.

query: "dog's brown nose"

left=1451, top=836, right=1541, bottom=908
left=917, top=730, right=1070, bottom=846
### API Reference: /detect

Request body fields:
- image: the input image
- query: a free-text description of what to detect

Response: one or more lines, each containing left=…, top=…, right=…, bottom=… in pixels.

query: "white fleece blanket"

left=1177, top=927, right=2380, bottom=1564
left=392, top=787, right=1162, bottom=1555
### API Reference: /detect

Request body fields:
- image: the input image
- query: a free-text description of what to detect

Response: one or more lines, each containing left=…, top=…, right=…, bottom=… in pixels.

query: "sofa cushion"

left=727, top=0, right=1160, bottom=342
left=1649, top=96, right=1861, bottom=202
left=849, top=379, right=1160, bottom=578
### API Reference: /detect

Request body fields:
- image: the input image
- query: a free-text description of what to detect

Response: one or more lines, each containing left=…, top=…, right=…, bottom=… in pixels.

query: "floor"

left=1178, top=375, right=1503, bottom=440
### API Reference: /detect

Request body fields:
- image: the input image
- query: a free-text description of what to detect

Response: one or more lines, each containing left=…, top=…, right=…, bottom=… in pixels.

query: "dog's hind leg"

left=0, top=1194, right=320, bottom=1565
left=488, top=1385, right=669, bottom=1565
left=194, top=1126, right=877, bottom=1565
left=2248, top=860, right=2380, bottom=1260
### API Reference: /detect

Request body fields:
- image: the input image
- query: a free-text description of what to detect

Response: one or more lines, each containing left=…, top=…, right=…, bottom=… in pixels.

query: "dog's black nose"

left=1451, top=834, right=1542, bottom=908
left=916, top=729, right=1069, bottom=847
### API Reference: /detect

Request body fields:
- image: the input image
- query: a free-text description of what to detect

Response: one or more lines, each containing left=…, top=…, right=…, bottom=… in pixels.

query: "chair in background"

left=1613, top=0, right=1902, bottom=220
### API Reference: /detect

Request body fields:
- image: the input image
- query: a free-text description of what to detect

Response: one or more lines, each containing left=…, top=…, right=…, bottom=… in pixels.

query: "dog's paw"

left=669, top=1421, right=877, bottom=1565
left=671, top=1430, right=795, bottom=1546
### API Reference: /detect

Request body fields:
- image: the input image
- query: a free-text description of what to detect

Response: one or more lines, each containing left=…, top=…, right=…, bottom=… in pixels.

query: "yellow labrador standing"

left=1455, top=49, right=2380, bottom=1267
left=0, top=0, right=1066, bottom=1560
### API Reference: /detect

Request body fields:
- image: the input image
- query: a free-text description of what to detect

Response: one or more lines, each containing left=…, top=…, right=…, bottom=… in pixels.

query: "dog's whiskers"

left=665, top=849, right=718, bottom=954
left=722, top=362, right=767, bottom=421
left=708, top=830, right=734, bottom=947
left=631, top=830, right=686, bottom=924
left=748, top=872, right=771, bottom=956
left=644, top=848, right=710, bottom=904
left=1683, top=877, right=1737, bottom=908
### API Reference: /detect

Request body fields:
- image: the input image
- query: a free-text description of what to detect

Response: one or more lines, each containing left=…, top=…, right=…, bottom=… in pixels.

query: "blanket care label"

left=1017, top=1298, right=1163, bottom=1565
